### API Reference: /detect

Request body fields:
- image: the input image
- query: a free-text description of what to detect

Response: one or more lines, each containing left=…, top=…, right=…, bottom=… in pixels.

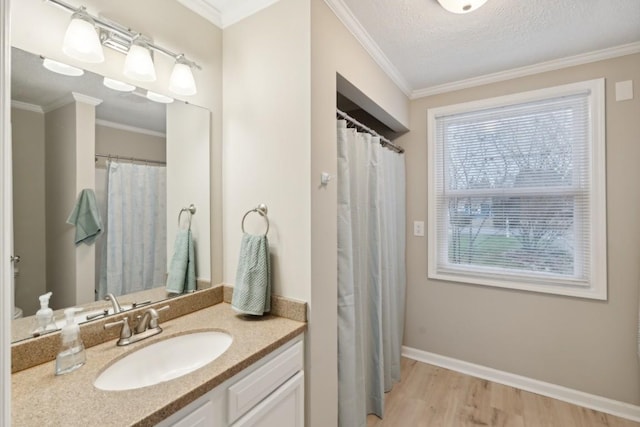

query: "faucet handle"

left=149, top=306, right=170, bottom=329
left=104, top=317, right=131, bottom=341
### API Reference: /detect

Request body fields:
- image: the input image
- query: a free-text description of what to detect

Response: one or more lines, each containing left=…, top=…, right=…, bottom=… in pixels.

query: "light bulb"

left=123, top=38, right=156, bottom=82
left=169, top=59, right=197, bottom=96
left=62, top=10, right=104, bottom=63
left=437, top=0, right=488, bottom=14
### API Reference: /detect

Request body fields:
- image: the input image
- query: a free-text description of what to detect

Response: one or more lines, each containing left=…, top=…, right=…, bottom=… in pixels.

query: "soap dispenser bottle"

left=33, top=292, right=57, bottom=335
left=55, top=308, right=86, bottom=376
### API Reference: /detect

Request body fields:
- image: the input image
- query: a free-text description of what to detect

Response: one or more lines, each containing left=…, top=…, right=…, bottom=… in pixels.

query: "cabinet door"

left=170, top=400, right=216, bottom=427
left=232, top=372, right=304, bottom=427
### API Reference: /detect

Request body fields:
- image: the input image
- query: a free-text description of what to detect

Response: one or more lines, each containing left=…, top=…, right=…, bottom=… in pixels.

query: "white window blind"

left=427, top=79, right=607, bottom=299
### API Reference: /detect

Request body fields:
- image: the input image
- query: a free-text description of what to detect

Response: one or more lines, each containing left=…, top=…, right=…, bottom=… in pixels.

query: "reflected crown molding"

left=43, top=92, right=103, bottom=113
left=96, top=119, right=166, bottom=138
left=11, top=100, right=44, bottom=114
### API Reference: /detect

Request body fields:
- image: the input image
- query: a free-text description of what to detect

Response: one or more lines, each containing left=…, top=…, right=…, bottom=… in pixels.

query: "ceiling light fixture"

left=42, top=57, right=84, bottom=76
left=169, top=55, right=197, bottom=96
left=437, top=0, right=488, bottom=14
left=146, top=91, right=174, bottom=104
left=123, top=36, right=157, bottom=82
left=47, top=0, right=201, bottom=96
left=62, top=7, right=104, bottom=63
left=103, top=77, right=135, bottom=92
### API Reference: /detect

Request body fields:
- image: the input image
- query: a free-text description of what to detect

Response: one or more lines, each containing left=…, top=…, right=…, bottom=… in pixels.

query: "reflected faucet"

left=104, top=293, right=123, bottom=314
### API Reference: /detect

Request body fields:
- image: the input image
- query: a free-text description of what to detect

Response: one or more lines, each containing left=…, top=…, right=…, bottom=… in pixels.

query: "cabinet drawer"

left=170, top=400, right=215, bottom=427
left=228, top=340, right=303, bottom=423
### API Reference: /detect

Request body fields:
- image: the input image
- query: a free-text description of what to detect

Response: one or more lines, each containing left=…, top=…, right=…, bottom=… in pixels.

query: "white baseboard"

left=402, top=346, right=640, bottom=423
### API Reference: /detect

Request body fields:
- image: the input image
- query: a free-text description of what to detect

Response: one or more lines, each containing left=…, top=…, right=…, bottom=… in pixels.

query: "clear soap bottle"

left=33, top=291, right=57, bottom=335
left=55, top=308, right=86, bottom=376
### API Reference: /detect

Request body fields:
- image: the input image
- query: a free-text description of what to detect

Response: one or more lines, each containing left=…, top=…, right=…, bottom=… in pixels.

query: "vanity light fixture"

left=103, top=77, right=135, bottom=92
left=62, top=7, right=104, bottom=63
left=42, top=57, right=84, bottom=77
left=169, top=55, right=197, bottom=96
left=146, top=91, right=174, bottom=104
left=46, top=0, right=201, bottom=96
left=123, top=36, right=157, bottom=82
left=436, top=0, right=488, bottom=13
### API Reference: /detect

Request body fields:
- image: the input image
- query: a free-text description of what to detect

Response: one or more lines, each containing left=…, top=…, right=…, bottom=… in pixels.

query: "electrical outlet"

left=413, top=221, right=424, bottom=237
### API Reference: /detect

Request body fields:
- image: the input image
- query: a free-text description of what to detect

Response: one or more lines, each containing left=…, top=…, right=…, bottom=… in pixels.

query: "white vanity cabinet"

left=157, top=336, right=304, bottom=427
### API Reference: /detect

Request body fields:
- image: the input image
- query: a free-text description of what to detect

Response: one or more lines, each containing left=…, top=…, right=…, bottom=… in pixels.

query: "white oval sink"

left=94, top=331, right=232, bottom=391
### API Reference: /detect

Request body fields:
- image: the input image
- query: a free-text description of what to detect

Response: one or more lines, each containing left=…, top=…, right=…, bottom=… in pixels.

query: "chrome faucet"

left=104, top=293, right=124, bottom=314
left=104, top=305, right=170, bottom=346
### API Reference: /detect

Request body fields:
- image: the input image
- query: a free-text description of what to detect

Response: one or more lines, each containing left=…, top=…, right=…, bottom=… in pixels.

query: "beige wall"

left=11, top=0, right=224, bottom=284
left=401, top=53, right=640, bottom=404
left=167, top=102, right=211, bottom=281
left=309, top=0, right=410, bottom=424
left=11, top=107, right=45, bottom=316
left=95, top=124, right=166, bottom=164
left=44, top=102, right=78, bottom=310
left=222, top=0, right=311, bottom=301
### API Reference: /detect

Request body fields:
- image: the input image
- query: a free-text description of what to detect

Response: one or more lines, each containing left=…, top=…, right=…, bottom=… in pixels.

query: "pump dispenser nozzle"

left=33, top=292, right=56, bottom=335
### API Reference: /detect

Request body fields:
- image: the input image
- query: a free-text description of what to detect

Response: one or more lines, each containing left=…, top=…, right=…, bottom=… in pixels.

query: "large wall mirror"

left=10, top=46, right=211, bottom=343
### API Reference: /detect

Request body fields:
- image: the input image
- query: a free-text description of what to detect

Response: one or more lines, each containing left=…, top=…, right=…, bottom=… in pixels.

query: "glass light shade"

left=62, top=13, right=104, bottom=63
left=146, top=91, right=174, bottom=104
left=42, top=58, right=84, bottom=76
left=103, top=77, right=135, bottom=92
left=123, top=42, right=156, bottom=82
left=437, top=0, right=488, bottom=13
left=169, top=61, right=197, bottom=96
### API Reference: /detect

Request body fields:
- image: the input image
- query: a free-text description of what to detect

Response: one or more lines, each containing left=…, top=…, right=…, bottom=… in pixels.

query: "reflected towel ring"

left=178, top=204, right=196, bottom=229
left=241, top=204, right=269, bottom=235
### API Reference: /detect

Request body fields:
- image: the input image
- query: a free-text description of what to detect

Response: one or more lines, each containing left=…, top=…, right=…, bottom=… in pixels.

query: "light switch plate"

left=413, top=221, right=424, bottom=237
left=615, top=80, right=633, bottom=101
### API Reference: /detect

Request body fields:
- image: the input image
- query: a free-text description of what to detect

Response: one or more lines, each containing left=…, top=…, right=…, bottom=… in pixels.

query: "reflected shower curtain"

left=98, top=161, right=167, bottom=298
left=337, top=119, right=406, bottom=426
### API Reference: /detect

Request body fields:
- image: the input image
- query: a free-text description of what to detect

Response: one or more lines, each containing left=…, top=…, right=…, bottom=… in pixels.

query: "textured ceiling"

left=191, top=0, right=640, bottom=94
left=340, top=0, right=640, bottom=92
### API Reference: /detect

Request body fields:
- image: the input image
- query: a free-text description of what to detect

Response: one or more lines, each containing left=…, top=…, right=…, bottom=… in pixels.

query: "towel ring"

left=178, top=204, right=196, bottom=229
left=241, top=204, right=269, bottom=235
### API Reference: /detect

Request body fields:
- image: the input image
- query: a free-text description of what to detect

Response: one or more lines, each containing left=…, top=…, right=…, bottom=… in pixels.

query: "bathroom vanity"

left=11, top=299, right=306, bottom=426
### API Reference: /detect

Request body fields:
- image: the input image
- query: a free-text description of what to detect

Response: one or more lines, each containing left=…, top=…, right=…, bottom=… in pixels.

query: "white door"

left=232, top=372, right=304, bottom=427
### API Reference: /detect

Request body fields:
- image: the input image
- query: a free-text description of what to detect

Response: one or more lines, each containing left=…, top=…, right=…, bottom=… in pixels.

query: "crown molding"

left=96, top=119, right=166, bottom=138
left=412, top=41, right=640, bottom=99
left=323, top=0, right=412, bottom=97
left=178, top=0, right=283, bottom=29
left=176, top=0, right=223, bottom=28
left=11, top=100, right=44, bottom=114
left=43, top=93, right=103, bottom=113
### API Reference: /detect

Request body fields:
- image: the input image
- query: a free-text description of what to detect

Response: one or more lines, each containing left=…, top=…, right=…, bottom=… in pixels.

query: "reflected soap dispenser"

left=33, top=292, right=57, bottom=335
left=55, top=308, right=86, bottom=376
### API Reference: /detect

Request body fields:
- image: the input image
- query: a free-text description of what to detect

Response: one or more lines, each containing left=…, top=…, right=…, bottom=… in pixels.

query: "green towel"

left=232, top=233, right=271, bottom=316
left=66, top=189, right=102, bottom=245
left=166, top=229, right=196, bottom=294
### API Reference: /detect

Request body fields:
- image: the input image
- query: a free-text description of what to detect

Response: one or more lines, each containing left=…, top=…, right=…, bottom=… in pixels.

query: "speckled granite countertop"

left=12, top=302, right=306, bottom=427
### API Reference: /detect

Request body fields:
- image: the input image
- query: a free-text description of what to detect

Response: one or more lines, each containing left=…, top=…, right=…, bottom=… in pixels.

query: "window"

left=427, top=79, right=606, bottom=299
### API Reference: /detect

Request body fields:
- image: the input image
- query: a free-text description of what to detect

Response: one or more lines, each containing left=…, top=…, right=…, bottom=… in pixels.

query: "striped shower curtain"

left=98, top=161, right=167, bottom=298
left=337, top=119, right=406, bottom=426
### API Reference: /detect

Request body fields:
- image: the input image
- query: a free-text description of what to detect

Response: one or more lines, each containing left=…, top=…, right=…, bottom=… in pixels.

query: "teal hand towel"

left=232, top=233, right=271, bottom=316
left=166, top=229, right=196, bottom=294
left=66, top=189, right=102, bottom=245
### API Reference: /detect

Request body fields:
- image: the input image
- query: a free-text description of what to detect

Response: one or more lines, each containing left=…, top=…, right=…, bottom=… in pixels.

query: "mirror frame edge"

left=1, top=0, right=12, bottom=424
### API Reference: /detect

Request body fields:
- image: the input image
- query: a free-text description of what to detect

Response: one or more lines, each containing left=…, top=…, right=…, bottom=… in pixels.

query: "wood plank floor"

left=366, top=358, right=639, bottom=427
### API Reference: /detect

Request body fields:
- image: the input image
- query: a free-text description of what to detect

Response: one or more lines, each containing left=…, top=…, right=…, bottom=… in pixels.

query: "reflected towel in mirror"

left=66, top=188, right=103, bottom=245
left=166, top=229, right=196, bottom=294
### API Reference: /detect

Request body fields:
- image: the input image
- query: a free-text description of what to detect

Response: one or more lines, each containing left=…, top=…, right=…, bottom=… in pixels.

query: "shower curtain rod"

left=336, top=108, right=404, bottom=154
left=95, top=153, right=166, bottom=166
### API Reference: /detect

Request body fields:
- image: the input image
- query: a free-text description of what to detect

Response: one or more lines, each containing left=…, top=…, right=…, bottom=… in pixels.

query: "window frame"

left=427, top=78, right=607, bottom=300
